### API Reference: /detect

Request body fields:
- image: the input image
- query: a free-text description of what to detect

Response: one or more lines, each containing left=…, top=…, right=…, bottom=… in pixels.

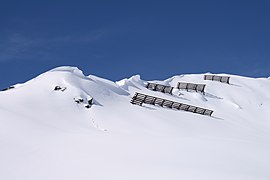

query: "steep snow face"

left=0, top=66, right=270, bottom=180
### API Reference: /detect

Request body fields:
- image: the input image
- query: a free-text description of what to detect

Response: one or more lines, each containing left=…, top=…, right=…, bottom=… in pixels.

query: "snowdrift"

left=0, top=66, right=270, bottom=180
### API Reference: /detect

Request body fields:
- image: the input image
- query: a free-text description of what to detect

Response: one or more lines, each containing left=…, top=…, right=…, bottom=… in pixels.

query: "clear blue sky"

left=1, top=0, right=270, bottom=89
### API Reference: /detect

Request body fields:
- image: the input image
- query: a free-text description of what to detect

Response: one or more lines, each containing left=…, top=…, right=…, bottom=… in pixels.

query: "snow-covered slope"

left=0, top=66, right=270, bottom=180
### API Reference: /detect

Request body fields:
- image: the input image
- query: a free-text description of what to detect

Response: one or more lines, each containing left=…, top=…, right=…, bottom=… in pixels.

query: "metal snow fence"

left=204, top=75, right=230, bottom=84
left=145, top=82, right=174, bottom=95
left=177, top=82, right=206, bottom=94
left=1, top=86, right=15, bottom=91
left=130, top=92, right=214, bottom=116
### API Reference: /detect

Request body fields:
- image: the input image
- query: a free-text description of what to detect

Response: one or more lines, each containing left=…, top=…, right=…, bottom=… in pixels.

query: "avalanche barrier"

left=204, top=75, right=230, bottom=84
left=145, top=82, right=174, bottom=95
left=1, top=86, right=15, bottom=91
left=177, top=82, right=206, bottom=94
left=130, top=92, right=214, bottom=116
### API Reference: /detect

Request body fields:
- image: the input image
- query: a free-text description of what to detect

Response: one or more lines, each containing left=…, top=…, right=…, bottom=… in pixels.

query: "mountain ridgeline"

left=1, top=66, right=270, bottom=180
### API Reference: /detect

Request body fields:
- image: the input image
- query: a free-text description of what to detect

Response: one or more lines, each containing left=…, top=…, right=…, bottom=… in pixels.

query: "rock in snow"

left=0, top=66, right=270, bottom=180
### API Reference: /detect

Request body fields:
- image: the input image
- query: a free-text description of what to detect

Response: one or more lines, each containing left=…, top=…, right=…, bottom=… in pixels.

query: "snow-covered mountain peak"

left=1, top=66, right=270, bottom=180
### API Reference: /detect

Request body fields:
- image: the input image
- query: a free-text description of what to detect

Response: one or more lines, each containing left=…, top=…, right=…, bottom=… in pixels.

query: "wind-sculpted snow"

left=0, top=66, right=270, bottom=180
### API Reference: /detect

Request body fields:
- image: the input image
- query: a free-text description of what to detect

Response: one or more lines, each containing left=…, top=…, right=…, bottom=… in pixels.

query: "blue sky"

left=1, top=0, right=270, bottom=89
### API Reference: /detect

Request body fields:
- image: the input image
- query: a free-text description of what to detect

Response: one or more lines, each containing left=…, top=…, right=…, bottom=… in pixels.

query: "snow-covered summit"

left=0, top=66, right=270, bottom=180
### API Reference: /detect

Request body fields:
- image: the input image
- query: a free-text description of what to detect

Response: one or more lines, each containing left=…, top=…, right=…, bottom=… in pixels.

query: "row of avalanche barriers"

left=131, top=75, right=231, bottom=116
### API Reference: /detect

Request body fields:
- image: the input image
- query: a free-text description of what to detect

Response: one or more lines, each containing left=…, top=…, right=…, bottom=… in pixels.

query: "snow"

left=0, top=66, right=270, bottom=180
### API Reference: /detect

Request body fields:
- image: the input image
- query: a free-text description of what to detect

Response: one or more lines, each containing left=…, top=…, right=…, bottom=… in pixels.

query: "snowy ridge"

left=0, top=66, right=270, bottom=180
